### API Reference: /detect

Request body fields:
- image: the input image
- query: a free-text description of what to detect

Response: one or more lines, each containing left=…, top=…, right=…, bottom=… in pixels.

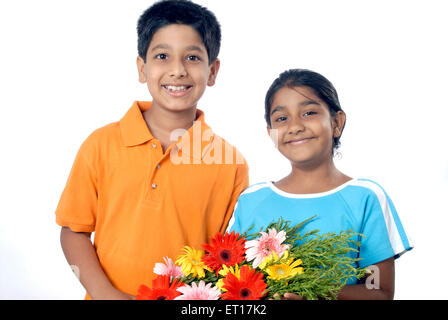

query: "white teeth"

left=164, top=85, right=188, bottom=91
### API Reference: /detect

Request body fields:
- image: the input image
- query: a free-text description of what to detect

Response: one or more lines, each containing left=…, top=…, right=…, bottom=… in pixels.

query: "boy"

left=56, top=0, right=248, bottom=300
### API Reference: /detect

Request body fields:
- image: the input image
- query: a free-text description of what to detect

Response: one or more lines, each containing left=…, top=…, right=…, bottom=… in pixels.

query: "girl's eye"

left=275, top=116, right=287, bottom=122
left=155, top=53, right=168, bottom=60
left=304, top=111, right=317, bottom=117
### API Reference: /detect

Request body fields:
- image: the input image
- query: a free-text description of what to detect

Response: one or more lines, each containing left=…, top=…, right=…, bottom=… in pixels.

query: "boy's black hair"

left=265, top=69, right=345, bottom=152
left=137, top=0, right=221, bottom=65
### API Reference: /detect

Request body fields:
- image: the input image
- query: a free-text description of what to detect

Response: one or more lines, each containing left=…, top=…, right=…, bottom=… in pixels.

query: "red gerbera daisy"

left=220, top=265, right=268, bottom=300
left=136, top=275, right=184, bottom=300
left=202, top=231, right=246, bottom=272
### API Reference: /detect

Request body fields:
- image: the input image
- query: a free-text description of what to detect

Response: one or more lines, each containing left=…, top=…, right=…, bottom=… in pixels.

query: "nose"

left=288, top=117, right=305, bottom=135
left=169, top=59, right=187, bottom=78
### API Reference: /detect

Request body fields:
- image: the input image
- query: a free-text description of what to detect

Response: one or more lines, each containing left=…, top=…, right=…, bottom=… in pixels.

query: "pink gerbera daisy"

left=153, top=257, right=184, bottom=280
left=174, top=281, right=221, bottom=300
left=245, top=228, right=290, bottom=268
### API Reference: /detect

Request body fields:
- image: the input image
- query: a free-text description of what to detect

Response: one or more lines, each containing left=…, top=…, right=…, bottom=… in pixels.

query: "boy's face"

left=137, top=24, right=220, bottom=114
left=267, top=86, right=345, bottom=168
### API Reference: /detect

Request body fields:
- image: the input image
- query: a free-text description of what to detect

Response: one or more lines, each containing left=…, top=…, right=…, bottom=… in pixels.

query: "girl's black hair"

left=265, top=68, right=345, bottom=152
left=137, top=0, right=221, bottom=65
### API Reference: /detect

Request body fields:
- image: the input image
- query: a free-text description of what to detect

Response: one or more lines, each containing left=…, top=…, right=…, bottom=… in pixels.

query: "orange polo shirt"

left=55, top=101, right=249, bottom=298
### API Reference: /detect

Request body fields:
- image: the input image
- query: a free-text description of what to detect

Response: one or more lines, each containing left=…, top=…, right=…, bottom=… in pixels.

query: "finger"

left=273, top=293, right=283, bottom=300
left=284, top=293, right=304, bottom=300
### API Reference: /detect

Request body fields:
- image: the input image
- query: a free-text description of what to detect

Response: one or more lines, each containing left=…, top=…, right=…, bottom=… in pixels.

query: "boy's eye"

left=155, top=53, right=168, bottom=60
left=187, top=55, right=200, bottom=61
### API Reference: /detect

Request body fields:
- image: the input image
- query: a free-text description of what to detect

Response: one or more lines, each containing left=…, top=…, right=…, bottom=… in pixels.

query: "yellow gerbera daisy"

left=259, top=250, right=289, bottom=270
left=216, top=264, right=241, bottom=292
left=175, top=246, right=210, bottom=278
left=265, top=258, right=304, bottom=280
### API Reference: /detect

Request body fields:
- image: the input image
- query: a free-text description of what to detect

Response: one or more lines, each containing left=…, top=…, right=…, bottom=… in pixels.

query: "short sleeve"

left=226, top=198, right=243, bottom=234
left=226, top=182, right=271, bottom=235
left=358, top=183, right=413, bottom=268
left=55, top=135, right=98, bottom=232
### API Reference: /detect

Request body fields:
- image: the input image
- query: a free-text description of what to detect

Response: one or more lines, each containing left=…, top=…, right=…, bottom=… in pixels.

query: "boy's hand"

left=106, top=290, right=135, bottom=300
left=97, top=284, right=136, bottom=300
left=96, top=287, right=135, bottom=300
left=60, top=227, right=136, bottom=300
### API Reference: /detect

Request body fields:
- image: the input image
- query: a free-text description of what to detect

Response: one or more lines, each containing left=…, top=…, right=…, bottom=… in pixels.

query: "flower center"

left=240, top=288, right=252, bottom=298
left=262, top=239, right=276, bottom=255
left=276, top=267, right=286, bottom=275
left=219, top=249, right=232, bottom=262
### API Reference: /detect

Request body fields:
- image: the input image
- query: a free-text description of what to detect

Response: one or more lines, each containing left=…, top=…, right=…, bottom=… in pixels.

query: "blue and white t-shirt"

left=228, top=178, right=413, bottom=276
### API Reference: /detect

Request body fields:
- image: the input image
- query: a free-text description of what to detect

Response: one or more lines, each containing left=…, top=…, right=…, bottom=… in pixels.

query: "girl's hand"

left=283, top=293, right=305, bottom=300
left=271, top=293, right=305, bottom=300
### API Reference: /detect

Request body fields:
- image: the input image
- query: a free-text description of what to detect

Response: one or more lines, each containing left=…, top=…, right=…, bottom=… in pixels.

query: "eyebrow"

left=270, top=106, right=285, bottom=116
left=300, top=100, right=321, bottom=107
left=150, top=44, right=170, bottom=52
left=150, top=44, right=205, bottom=53
left=270, top=100, right=321, bottom=116
left=186, top=45, right=206, bottom=53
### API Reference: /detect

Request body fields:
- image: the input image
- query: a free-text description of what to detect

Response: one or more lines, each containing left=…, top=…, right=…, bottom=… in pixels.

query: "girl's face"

left=267, top=86, right=345, bottom=169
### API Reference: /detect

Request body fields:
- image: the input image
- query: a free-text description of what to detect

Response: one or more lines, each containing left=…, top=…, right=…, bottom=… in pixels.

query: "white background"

left=1, top=0, right=447, bottom=299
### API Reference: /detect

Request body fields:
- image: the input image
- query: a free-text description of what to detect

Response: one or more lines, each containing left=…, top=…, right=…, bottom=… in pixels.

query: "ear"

left=333, top=110, right=346, bottom=138
left=136, top=56, right=147, bottom=83
left=207, top=59, right=221, bottom=86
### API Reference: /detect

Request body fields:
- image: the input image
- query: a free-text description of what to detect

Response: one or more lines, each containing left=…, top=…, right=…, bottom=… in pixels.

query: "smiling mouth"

left=162, top=85, right=193, bottom=97
left=285, top=137, right=314, bottom=145
left=163, top=85, right=192, bottom=91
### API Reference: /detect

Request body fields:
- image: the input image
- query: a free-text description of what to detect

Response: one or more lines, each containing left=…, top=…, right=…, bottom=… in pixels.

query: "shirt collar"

left=119, top=101, right=212, bottom=150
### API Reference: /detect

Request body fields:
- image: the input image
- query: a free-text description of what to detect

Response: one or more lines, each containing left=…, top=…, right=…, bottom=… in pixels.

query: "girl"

left=227, top=69, right=413, bottom=300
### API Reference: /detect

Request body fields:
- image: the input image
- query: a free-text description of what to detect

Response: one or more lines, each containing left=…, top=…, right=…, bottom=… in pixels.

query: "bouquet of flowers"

left=136, top=216, right=366, bottom=300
